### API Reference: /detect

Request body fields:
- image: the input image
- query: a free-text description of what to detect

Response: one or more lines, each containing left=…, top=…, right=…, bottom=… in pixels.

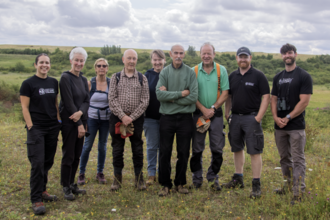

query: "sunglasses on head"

left=97, top=65, right=107, bottom=68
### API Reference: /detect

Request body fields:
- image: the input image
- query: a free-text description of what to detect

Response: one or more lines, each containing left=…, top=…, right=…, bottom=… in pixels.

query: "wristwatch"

left=211, top=105, right=217, bottom=111
left=286, top=114, right=291, bottom=120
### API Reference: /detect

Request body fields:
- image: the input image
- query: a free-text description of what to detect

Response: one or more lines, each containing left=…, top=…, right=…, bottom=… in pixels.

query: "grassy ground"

left=0, top=100, right=330, bottom=219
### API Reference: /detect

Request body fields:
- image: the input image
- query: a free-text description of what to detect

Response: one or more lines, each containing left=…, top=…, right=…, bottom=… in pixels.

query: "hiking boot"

left=77, top=173, right=85, bottom=185
left=96, top=172, right=106, bottom=184
left=158, top=186, right=169, bottom=196
left=42, top=191, right=58, bottom=202
left=135, top=175, right=147, bottom=191
left=146, top=176, right=156, bottom=185
left=291, top=195, right=302, bottom=205
left=274, top=182, right=291, bottom=195
left=250, top=179, right=261, bottom=199
left=110, top=174, right=122, bottom=191
left=70, top=183, right=86, bottom=195
left=210, top=181, right=222, bottom=191
left=32, top=202, right=46, bottom=215
left=222, top=174, right=244, bottom=189
left=175, top=185, right=189, bottom=194
left=63, top=186, right=75, bottom=201
left=189, top=182, right=202, bottom=190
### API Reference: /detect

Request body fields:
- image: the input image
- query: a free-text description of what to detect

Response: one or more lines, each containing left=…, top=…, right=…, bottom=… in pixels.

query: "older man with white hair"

left=156, top=44, right=198, bottom=196
left=108, top=49, right=149, bottom=191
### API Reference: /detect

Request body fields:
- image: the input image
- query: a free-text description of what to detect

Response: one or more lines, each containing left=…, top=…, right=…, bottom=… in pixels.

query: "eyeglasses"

left=97, top=65, right=108, bottom=68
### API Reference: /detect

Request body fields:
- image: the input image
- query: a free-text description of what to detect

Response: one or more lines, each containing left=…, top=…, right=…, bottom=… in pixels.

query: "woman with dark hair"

left=78, top=58, right=111, bottom=185
left=20, top=53, right=61, bottom=215
left=143, top=49, right=166, bottom=185
left=59, top=47, right=90, bottom=200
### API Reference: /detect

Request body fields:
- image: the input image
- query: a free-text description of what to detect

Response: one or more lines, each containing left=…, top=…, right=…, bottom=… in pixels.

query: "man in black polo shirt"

left=271, top=43, right=313, bottom=205
left=224, top=47, right=270, bottom=198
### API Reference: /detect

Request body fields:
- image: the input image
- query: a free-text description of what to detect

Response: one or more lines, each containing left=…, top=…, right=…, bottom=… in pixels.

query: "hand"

left=122, top=115, right=133, bottom=126
left=202, top=108, right=215, bottom=119
left=27, top=125, right=33, bottom=130
left=274, top=117, right=287, bottom=128
left=281, top=117, right=290, bottom=125
left=77, top=125, right=86, bottom=138
left=254, top=116, right=261, bottom=123
left=69, top=111, right=83, bottom=122
left=181, top=90, right=190, bottom=97
left=159, top=86, right=167, bottom=91
left=225, top=114, right=230, bottom=121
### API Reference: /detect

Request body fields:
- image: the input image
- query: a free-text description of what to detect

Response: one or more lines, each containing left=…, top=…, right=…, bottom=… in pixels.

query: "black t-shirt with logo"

left=20, top=75, right=59, bottom=127
left=229, top=66, right=270, bottom=114
left=271, top=66, right=313, bottom=130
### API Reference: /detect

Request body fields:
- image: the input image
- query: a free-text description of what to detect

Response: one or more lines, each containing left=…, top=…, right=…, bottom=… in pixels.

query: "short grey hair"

left=170, top=44, right=185, bottom=52
left=200, top=42, right=215, bottom=54
left=123, top=49, right=138, bottom=58
left=69, top=47, right=88, bottom=61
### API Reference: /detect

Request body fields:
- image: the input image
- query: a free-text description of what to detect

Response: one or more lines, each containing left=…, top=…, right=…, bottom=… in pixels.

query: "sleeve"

left=220, top=66, right=230, bottom=91
left=271, top=75, right=278, bottom=96
left=156, top=68, right=182, bottom=101
left=130, top=75, right=150, bottom=121
left=108, top=73, right=126, bottom=120
left=59, top=74, right=82, bottom=125
left=79, top=77, right=90, bottom=116
left=300, top=72, right=313, bottom=94
left=20, top=80, right=31, bottom=97
left=258, top=72, right=270, bottom=95
left=175, top=70, right=198, bottom=105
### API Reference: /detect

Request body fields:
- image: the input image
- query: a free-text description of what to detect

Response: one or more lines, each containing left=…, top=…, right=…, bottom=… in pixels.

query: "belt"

left=232, top=112, right=257, bottom=116
left=90, top=105, right=110, bottom=120
left=124, top=112, right=131, bottom=116
left=161, top=113, right=192, bottom=116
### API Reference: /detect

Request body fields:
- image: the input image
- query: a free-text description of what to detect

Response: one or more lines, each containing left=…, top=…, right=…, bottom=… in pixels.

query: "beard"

left=283, top=57, right=296, bottom=66
left=238, top=61, right=250, bottom=69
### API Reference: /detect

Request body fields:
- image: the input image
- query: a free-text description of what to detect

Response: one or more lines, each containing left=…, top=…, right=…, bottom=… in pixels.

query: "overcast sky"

left=1, top=0, right=330, bottom=54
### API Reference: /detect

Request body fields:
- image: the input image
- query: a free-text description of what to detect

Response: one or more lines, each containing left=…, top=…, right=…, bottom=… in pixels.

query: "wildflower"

left=308, top=192, right=311, bottom=194
left=327, top=198, right=329, bottom=200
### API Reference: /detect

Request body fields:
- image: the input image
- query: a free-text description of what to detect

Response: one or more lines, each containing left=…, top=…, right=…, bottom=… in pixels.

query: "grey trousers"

left=275, top=129, right=306, bottom=196
left=190, top=114, right=225, bottom=184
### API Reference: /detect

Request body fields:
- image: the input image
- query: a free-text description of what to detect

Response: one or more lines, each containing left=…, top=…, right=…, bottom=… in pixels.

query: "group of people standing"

left=20, top=42, right=312, bottom=215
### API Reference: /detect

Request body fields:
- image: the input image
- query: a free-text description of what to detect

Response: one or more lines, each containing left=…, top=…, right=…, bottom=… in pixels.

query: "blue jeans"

left=143, top=118, right=160, bottom=177
left=79, top=118, right=109, bottom=174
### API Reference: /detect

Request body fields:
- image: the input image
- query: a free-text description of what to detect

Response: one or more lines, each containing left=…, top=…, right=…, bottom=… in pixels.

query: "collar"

left=200, top=61, right=216, bottom=73
left=236, top=65, right=253, bottom=75
left=122, top=68, right=138, bottom=78
left=171, top=62, right=183, bottom=69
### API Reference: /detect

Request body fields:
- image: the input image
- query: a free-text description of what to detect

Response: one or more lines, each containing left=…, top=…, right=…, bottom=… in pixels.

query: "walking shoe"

left=274, top=182, right=290, bottom=195
left=70, top=183, right=86, bottom=195
left=291, top=195, right=302, bottom=205
left=146, top=176, right=156, bottom=185
left=32, top=202, right=46, bottom=215
left=42, top=191, right=58, bottom=202
left=175, top=185, right=189, bottom=194
left=158, top=186, right=169, bottom=196
left=63, top=186, right=75, bottom=201
left=135, top=175, right=147, bottom=191
left=189, top=182, right=202, bottom=190
left=250, top=179, right=261, bottom=199
left=77, top=173, right=85, bottom=185
left=96, top=173, right=106, bottom=184
left=210, top=181, right=222, bottom=191
left=110, top=174, right=122, bottom=191
left=222, top=174, right=244, bottom=189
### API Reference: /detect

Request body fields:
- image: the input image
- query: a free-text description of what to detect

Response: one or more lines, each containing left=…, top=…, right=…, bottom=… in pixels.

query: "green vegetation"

left=100, top=45, right=121, bottom=55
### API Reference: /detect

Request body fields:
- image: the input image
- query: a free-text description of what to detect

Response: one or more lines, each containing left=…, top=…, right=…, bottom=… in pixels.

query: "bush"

left=15, top=62, right=25, bottom=72
left=0, top=80, right=20, bottom=102
left=2, top=71, right=8, bottom=74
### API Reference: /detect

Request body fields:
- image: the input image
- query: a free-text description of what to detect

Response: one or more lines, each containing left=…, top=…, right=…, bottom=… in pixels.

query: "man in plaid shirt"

left=108, top=49, right=149, bottom=191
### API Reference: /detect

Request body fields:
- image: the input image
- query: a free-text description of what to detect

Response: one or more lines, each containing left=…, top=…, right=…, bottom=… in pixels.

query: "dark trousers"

left=109, top=114, right=144, bottom=175
left=158, top=114, right=193, bottom=189
left=60, top=122, right=86, bottom=187
left=26, top=124, right=60, bottom=203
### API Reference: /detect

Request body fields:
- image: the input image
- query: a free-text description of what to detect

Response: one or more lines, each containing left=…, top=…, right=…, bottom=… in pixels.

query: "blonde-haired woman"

left=78, top=58, right=111, bottom=185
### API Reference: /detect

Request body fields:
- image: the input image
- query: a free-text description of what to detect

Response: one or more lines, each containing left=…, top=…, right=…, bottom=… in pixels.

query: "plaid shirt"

left=109, top=69, right=149, bottom=121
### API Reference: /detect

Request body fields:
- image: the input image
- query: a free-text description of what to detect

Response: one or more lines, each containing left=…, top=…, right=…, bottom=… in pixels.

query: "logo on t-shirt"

left=245, top=82, right=254, bottom=86
left=279, top=78, right=293, bottom=85
left=39, top=88, right=55, bottom=95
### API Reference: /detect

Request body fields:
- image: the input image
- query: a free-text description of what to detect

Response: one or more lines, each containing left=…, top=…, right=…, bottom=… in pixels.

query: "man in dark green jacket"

left=156, top=44, right=198, bottom=196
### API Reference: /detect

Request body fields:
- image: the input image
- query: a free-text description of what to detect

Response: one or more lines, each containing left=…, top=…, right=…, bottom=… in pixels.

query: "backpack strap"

left=216, top=63, right=221, bottom=99
left=90, top=77, right=97, bottom=97
left=194, top=65, right=199, bottom=78
left=116, top=71, right=143, bottom=86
